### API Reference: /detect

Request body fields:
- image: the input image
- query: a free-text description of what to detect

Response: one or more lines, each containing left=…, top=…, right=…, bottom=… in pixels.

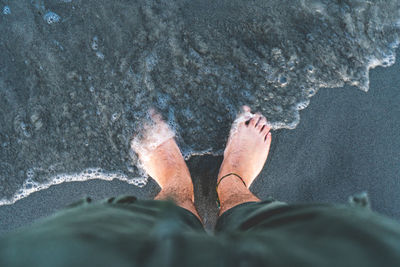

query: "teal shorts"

left=1, top=196, right=400, bottom=267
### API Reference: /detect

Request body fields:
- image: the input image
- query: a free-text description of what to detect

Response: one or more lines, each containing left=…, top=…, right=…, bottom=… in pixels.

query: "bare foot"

left=218, top=105, right=272, bottom=188
left=131, top=110, right=200, bottom=221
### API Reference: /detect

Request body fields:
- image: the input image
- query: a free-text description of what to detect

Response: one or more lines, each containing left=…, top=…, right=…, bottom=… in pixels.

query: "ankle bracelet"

left=216, top=173, right=247, bottom=209
left=216, top=173, right=247, bottom=192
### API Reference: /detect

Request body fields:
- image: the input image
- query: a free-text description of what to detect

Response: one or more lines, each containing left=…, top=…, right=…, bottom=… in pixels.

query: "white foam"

left=0, top=168, right=147, bottom=206
left=227, top=110, right=255, bottom=137
left=295, top=99, right=310, bottom=111
left=0, top=143, right=228, bottom=207
left=130, top=120, right=175, bottom=163
left=182, top=148, right=223, bottom=161
left=367, top=39, right=399, bottom=71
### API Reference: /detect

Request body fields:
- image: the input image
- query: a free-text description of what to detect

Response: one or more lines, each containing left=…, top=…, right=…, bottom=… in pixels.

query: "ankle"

left=218, top=164, right=244, bottom=183
left=216, top=177, right=260, bottom=215
left=155, top=186, right=201, bottom=223
left=155, top=168, right=191, bottom=190
left=217, top=173, right=247, bottom=189
left=216, top=176, right=249, bottom=198
left=156, top=183, right=194, bottom=202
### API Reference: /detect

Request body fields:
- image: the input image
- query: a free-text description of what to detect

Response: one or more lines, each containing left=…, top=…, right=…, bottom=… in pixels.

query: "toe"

left=261, top=123, right=271, bottom=135
left=149, top=108, right=163, bottom=123
left=256, top=117, right=267, bottom=131
left=254, top=113, right=263, bottom=127
left=242, top=105, right=251, bottom=113
left=264, top=132, right=272, bottom=144
left=250, top=113, right=261, bottom=127
left=236, top=106, right=253, bottom=126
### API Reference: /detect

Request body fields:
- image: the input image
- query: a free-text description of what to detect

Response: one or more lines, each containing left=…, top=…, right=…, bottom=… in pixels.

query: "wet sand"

left=1, top=50, right=399, bottom=234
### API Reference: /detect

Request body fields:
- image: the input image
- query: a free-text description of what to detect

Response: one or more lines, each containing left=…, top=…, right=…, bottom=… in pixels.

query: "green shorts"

left=1, top=196, right=400, bottom=267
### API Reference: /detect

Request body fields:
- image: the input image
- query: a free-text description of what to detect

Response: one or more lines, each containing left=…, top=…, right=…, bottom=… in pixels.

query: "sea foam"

left=0, top=168, right=147, bottom=206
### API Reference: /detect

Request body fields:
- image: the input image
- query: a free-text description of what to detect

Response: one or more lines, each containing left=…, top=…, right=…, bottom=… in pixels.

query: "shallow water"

left=0, top=0, right=399, bottom=205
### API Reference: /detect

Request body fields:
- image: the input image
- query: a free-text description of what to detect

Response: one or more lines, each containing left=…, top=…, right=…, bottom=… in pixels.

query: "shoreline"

left=1, top=49, right=399, bottom=234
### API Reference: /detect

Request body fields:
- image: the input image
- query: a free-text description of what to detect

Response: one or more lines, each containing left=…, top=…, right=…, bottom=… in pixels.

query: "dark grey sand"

left=1, top=50, right=399, bottom=234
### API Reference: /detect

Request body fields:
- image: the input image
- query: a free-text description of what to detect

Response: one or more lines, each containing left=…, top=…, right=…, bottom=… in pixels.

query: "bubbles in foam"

left=130, top=178, right=148, bottom=188
left=295, top=100, right=310, bottom=111
left=127, top=165, right=135, bottom=173
left=3, top=5, right=11, bottom=15
left=26, top=168, right=35, bottom=179
left=20, top=122, right=32, bottom=138
left=278, top=75, right=288, bottom=87
left=43, top=12, right=61, bottom=24
left=306, top=65, right=315, bottom=74
left=96, top=51, right=105, bottom=60
left=111, top=112, right=120, bottom=122
left=306, top=87, right=317, bottom=97
left=131, top=116, right=176, bottom=163
left=381, top=52, right=396, bottom=67
left=182, top=148, right=222, bottom=161
left=91, top=36, right=99, bottom=51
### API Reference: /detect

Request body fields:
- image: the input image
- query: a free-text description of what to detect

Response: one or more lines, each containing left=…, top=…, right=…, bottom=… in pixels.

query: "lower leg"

left=217, top=175, right=260, bottom=215
left=154, top=175, right=201, bottom=221
left=217, top=106, right=272, bottom=216
left=131, top=111, right=201, bottom=222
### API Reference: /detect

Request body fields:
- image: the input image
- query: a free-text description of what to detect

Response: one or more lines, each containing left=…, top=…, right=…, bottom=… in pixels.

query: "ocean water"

left=0, top=0, right=399, bottom=205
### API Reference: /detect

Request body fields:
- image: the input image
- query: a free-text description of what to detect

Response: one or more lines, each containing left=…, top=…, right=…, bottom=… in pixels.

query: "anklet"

left=216, top=172, right=247, bottom=190
left=216, top=173, right=247, bottom=209
left=216, top=173, right=247, bottom=191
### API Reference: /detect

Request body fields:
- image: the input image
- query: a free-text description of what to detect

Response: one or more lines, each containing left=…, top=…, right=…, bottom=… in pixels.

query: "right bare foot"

left=218, top=106, right=272, bottom=188
left=131, top=110, right=191, bottom=191
left=131, top=110, right=201, bottom=222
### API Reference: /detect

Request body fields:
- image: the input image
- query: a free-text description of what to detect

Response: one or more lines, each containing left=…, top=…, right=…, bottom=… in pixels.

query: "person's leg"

left=0, top=109, right=205, bottom=266
left=131, top=109, right=201, bottom=221
left=216, top=105, right=271, bottom=215
left=214, top=106, right=400, bottom=266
